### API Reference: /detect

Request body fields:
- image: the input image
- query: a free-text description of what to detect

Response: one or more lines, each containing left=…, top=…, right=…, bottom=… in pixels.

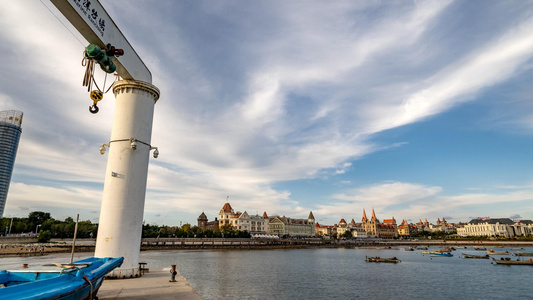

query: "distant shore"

left=1, top=238, right=532, bottom=257
left=0, top=244, right=94, bottom=257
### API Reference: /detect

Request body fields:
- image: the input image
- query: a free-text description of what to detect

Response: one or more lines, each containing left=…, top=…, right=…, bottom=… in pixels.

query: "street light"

left=36, top=224, right=41, bottom=235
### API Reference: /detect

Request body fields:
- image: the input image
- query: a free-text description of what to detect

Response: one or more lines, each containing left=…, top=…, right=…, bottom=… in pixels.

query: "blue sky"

left=1, top=0, right=533, bottom=226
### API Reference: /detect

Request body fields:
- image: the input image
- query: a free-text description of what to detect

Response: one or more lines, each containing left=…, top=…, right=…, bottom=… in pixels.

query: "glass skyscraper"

left=0, top=110, right=23, bottom=218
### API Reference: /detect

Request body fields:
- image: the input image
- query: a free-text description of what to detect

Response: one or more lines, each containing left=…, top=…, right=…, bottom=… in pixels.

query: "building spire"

left=362, top=209, right=368, bottom=221
left=371, top=208, right=377, bottom=221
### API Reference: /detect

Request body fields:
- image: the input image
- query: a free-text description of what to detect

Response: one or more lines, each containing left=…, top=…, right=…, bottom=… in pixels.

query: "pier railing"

left=140, top=237, right=329, bottom=247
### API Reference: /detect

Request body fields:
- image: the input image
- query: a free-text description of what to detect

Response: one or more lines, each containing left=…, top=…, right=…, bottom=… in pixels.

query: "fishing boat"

left=487, top=249, right=510, bottom=255
left=0, top=256, right=123, bottom=300
left=430, top=252, right=453, bottom=257
left=433, top=248, right=452, bottom=254
left=492, top=257, right=533, bottom=265
left=462, top=253, right=489, bottom=259
left=365, top=256, right=400, bottom=263
left=513, top=252, right=533, bottom=257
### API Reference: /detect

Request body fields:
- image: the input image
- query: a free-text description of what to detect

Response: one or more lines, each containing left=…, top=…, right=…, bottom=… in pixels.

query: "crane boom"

left=50, top=0, right=152, bottom=83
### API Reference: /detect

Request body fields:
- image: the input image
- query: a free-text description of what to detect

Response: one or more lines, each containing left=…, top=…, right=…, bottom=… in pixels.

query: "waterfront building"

left=457, top=218, right=533, bottom=237
left=200, top=202, right=317, bottom=236
left=215, top=202, right=269, bottom=234
left=361, top=209, right=378, bottom=237
left=218, top=202, right=235, bottom=227
left=378, top=217, right=397, bottom=238
left=424, top=218, right=455, bottom=233
left=233, top=211, right=269, bottom=234
left=197, top=212, right=208, bottom=229
left=397, top=220, right=418, bottom=236
left=416, top=219, right=430, bottom=232
left=336, top=218, right=349, bottom=237
left=351, top=227, right=368, bottom=238
left=268, top=212, right=315, bottom=237
left=0, top=110, right=23, bottom=218
left=315, top=222, right=334, bottom=237
left=361, top=209, right=398, bottom=238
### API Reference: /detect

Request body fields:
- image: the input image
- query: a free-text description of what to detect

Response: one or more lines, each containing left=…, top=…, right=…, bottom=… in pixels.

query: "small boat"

left=510, top=248, right=524, bottom=251
left=366, top=256, right=400, bottom=263
left=455, top=246, right=467, bottom=249
left=0, top=256, right=123, bottom=300
left=487, top=250, right=509, bottom=255
left=433, top=249, right=452, bottom=254
left=417, top=247, right=428, bottom=250
left=492, top=257, right=533, bottom=265
left=430, top=252, right=453, bottom=257
left=514, top=252, right=533, bottom=257
left=463, top=253, right=489, bottom=259
left=421, top=251, right=430, bottom=255
left=474, top=246, right=486, bottom=251
left=405, top=247, right=415, bottom=251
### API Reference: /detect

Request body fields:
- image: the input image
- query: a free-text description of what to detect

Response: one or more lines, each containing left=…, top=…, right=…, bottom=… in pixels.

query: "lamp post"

left=35, top=224, right=41, bottom=236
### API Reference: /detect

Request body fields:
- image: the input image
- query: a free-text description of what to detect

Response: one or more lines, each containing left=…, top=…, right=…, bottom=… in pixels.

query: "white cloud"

left=5, top=182, right=102, bottom=211
left=314, top=182, right=533, bottom=224
left=3, top=1, right=533, bottom=225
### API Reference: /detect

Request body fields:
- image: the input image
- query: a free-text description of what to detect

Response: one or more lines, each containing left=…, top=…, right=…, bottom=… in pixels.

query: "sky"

left=1, top=0, right=533, bottom=227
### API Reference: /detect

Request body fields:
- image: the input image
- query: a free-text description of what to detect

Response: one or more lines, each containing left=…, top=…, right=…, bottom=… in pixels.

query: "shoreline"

left=2, top=239, right=532, bottom=257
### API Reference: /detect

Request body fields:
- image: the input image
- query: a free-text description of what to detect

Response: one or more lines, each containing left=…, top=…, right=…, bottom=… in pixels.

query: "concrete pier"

left=98, top=268, right=202, bottom=299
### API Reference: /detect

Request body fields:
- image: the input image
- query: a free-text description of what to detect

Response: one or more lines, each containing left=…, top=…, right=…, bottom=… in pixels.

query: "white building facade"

left=457, top=218, right=533, bottom=237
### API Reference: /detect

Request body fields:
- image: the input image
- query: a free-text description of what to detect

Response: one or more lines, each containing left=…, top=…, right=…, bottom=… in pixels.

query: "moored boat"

left=0, top=256, right=123, bottom=300
left=513, top=252, right=533, bottom=257
left=474, top=246, right=486, bottom=251
left=492, top=257, right=533, bottom=265
left=421, top=250, right=430, bottom=255
left=433, top=248, right=453, bottom=254
left=366, top=256, right=400, bottom=263
left=463, top=253, right=489, bottom=259
left=430, top=252, right=453, bottom=257
left=487, top=250, right=510, bottom=255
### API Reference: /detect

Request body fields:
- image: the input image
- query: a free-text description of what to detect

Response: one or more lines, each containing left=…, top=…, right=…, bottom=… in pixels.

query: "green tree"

left=342, top=230, right=353, bottom=239
left=37, top=230, right=51, bottom=243
left=28, top=211, right=52, bottom=230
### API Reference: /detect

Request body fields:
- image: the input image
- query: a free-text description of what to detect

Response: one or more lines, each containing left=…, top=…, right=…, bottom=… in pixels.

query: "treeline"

left=142, top=223, right=251, bottom=238
left=1, top=211, right=97, bottom=242
left=1, top=211, right=251, bottom=242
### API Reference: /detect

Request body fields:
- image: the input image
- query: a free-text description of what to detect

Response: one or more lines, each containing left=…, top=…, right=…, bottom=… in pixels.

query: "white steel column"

left=95, top=80, right=159, bottom=278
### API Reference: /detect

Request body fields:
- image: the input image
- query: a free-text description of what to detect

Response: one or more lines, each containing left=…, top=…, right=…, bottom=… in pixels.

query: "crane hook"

left=89, top=90, right=103, bottom=114
left=89, top=104, right=99, bottom=114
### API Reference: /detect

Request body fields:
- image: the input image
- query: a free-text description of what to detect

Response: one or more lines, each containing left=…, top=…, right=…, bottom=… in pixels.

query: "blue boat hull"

left=0, top=257, right=123, bottom=300
left=430, top=252, right=453, bottom=257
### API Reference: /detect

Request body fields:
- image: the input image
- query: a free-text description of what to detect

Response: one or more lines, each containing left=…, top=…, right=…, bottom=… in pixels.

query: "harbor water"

left=2, top=247, right=532, bottom=299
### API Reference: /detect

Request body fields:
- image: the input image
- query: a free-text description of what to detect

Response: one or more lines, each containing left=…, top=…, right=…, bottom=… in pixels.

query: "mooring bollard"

left=169, top=265, right=177, bottom=282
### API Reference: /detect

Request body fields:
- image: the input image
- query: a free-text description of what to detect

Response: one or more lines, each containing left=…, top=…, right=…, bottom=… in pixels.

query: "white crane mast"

left=51, top=0, right=160, bottom=277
